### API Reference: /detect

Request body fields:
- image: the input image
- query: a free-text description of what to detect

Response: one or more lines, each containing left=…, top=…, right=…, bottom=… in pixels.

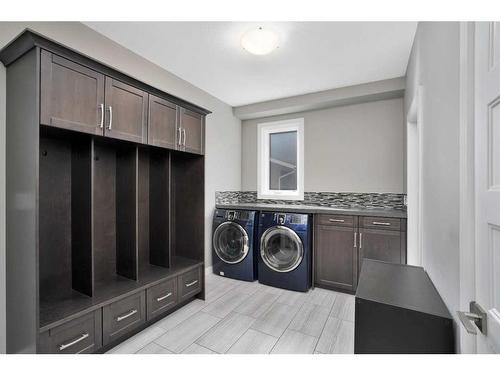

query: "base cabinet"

left=358, top=228, right=404, bottom=274
left=313, top=215, right=406, bottom=293
left=358, top=217, right=406, bottom=275
left=37, top=266, right=203, bottom=353
left=314, top=217, right=358, bottom=292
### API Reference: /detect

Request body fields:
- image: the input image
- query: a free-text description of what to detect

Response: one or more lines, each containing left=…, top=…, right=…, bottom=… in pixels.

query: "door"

left=358, top=228, right=402, bottom=274
left=104, top=77, right=147, bottom=143
left=180, top=108, right=204, bottom=154
left=314, top=224, right=357, bottom=292
left=40, top=50, right=105, bottom=135
left=473, top=21, right=500, bottom=353
left=212, top=222, right=249, bottom=264
left=148, top=95, right=178, bottom=149
left=260, top=226, right=304, bottom=272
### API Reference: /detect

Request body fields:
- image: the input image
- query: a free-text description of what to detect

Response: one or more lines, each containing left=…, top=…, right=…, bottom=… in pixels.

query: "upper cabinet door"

left=40, top=50, right=105, bottom=135
left=180, top=108, right=204, bottom=154
left=148, top=95, right=178, bottom=149
left=104, top=77, right=147, bottom=143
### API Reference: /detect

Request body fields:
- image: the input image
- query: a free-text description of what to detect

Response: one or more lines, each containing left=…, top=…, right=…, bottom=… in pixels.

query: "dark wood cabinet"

left=40, top=50, right=104, bottom=135
left=104, top=78, right=148, bottom=143
left=359, top=228, right=403, bottom=273
left=314, top=223, right=358, bottom=292
left=1, top=30, right=209, bottom=354
left=180, top=108, right=204, bottom=154
left=148, top=95, right=178, bottom=149
left=313, top=214, right=406, bottom=293
left=358, top=218, right=406, bottom=275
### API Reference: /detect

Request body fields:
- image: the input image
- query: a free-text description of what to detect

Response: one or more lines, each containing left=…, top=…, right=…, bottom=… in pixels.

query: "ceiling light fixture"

left=241, top=27, right=279, bottom=56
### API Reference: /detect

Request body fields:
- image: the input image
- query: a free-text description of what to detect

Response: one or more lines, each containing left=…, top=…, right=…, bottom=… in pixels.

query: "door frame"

left=406, top=85, right=423, bottom=267
left=458, top=21, right=477, bottom=354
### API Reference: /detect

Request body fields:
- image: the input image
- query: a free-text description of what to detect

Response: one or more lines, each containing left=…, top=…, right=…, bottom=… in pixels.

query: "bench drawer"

left=38, top=310, right=102, bottom=354
left=316, top=214, right=355, bottom=227
left=147, top=278, right=178, bottom=320
left=102, top=291, right=146, bottom=346
left=360, top=216, right=401, bottom=231
left=178, top=267, right=202, bottom=301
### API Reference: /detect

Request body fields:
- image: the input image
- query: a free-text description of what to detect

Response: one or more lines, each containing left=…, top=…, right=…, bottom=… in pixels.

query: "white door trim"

left=458, top=21, right=477, bottom=354
left=406, top=86, right=423, bottom=267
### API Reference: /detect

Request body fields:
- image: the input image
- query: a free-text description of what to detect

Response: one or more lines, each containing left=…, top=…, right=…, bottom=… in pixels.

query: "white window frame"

left=257, top=118, right=304, bottom=200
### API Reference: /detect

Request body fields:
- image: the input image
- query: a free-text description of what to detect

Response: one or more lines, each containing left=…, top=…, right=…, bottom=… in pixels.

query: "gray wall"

left=241, top=98, right=405, bottom=193
left=0, top=22, right=242, bottom=352
left=404, top=22, right=461, bottom=348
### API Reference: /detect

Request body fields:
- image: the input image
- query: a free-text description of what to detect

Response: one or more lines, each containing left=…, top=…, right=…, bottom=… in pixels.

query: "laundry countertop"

left=215, top=202, right=407, bottom=219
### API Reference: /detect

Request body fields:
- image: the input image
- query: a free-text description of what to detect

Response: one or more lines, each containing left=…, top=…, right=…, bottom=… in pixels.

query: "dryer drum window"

left=213, top=222, right=249, bottom=264
left=260, top=226, right=304, bottom=273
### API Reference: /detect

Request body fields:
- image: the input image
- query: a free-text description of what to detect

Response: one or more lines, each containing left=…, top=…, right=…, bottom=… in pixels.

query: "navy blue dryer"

left=212, top=209, right=258, bottom=281
left=258, top=212, right=312, bottom=292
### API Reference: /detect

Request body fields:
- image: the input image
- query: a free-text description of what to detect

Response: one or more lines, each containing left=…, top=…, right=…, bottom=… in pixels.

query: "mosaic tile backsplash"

left=216, top=191, right=407, bottom=211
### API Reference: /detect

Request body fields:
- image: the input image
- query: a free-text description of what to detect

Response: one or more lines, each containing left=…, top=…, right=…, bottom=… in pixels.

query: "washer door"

left=213, top=222, right=249, bottom=264
left=260, top=225, right=304, bottom=273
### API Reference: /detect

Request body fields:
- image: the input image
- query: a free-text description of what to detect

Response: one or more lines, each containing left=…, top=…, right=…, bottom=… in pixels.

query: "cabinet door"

left=104, top=77, right=147, bottom=143
left=359, top=228, right=402, bottom=274
left=180, top=108, right=204, bottom=154
left=40, top=50, right=105, bottom=135
left=314, top=224, right=358, bottom=292
left=148, top=95, right=178, bottom=149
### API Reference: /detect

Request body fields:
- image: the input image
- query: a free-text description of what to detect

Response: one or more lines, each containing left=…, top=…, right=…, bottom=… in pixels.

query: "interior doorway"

left=406, top=86, right=423, bottom=267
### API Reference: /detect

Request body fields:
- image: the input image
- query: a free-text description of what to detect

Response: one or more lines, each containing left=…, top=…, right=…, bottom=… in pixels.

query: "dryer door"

left=213, top=222, right=249, bottom=264
left=260, top=225, right=304, bottom=273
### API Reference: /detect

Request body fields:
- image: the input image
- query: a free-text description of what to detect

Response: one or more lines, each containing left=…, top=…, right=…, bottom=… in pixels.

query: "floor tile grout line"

left=267, top=297, right=309, bottom=353
left=312, top=290, right=340, bottom=354
left=187, top=341, right=217, bottom=354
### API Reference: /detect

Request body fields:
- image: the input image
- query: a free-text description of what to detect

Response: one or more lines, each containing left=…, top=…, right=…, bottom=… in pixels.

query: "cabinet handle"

left=329, top=218, right=345, bottom=223
left=156, top=292, right=173, bottom=302
left=98, top=104, right=104, bottom=129
left=359, top=233, right=363, bottom=249
left=58, top=332, right=89, bottom=351
left=185, top=280, right=198, bottom=288
left=182, top=128, right=186, bottom=147
left=116, top=309, right=137, bottom=322
left=178, top=127, right=182, bottom=146
left=108, top=106, right=113, bottom=130
left=354, top=232, right=357, bottom=248
left=372, top=221, right=390, bottom=226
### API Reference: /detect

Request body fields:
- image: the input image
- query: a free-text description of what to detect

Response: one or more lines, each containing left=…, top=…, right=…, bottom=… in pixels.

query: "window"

left=257, top=118, right=304, bottom=200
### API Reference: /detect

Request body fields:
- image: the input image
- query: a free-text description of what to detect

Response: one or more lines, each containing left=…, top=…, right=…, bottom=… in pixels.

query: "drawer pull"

left=58, top=332, right=89, bottom=351
left=185, top=280, right=199, bottom=288
left=116, top=309, right=138, bottom=322
left=329, top=218, right=345, bottom=223
left=156, top=292, right=173, bottom=302
left=372, top=221, right=391, bottom=226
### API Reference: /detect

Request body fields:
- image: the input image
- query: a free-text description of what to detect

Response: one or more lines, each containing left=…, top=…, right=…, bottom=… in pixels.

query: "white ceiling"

left=85, top=22, right=417, bottom=107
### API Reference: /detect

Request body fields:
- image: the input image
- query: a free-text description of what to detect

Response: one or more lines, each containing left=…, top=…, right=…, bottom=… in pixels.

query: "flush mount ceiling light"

left=241, top=27, right=280, bottom=56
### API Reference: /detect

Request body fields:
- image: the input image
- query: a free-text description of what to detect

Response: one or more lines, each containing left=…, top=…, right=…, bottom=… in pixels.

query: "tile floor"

left=107, top=273, right=355, bottom=354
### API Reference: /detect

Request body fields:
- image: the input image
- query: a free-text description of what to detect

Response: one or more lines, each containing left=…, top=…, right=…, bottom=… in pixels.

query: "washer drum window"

left=260, top=225, right=304, bottom=273
left=213, top=221, right=249, bottom=264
